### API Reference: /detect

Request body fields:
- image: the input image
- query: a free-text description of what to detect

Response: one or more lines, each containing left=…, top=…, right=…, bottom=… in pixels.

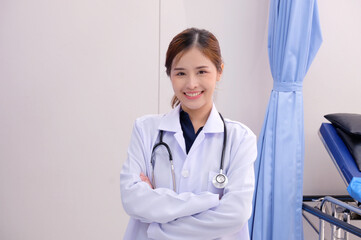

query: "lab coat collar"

left=203, top=104, right=224, bottom=133
left=158, top=105, right=182, bottom=132
left=158, top=103, right=224, bottom=133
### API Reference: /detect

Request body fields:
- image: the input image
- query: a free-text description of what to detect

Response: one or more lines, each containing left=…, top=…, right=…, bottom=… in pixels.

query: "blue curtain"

left=249, top=0, right=322, bottom=239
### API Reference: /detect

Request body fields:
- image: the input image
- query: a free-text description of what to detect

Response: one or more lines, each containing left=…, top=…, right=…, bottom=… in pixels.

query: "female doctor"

left=120, top=28, right=257, bottom=240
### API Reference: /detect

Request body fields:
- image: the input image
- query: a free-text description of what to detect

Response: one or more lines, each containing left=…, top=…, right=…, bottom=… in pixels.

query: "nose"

left=186, top=74, right=198, bottom=89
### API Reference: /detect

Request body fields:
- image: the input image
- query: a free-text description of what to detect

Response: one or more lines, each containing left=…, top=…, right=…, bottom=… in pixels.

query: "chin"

left=181, top=103, right=207, bottom=111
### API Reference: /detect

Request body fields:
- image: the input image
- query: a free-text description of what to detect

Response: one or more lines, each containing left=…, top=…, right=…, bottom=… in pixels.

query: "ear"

left=216, top=63, right=224, bottom=82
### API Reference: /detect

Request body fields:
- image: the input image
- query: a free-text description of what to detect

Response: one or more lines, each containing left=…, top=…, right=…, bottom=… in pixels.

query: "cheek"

left=170, top=78, right=181, bottom=92
left=205, top=77, right=218, bottom=89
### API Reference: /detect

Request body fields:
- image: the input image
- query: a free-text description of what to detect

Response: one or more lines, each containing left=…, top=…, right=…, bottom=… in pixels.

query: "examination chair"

left=303, top=113, right=361, bottom=240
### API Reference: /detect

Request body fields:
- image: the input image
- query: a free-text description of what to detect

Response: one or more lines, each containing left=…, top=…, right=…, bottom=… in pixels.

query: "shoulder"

left=224, top=118, right=256, bottom=143
left=130, top=114, right=165, bottom=145
left=224, top=118, right=257, bottom=163
left=135, top=114, right=163, bottom=126
left=134, top=114, right=164, bottom=131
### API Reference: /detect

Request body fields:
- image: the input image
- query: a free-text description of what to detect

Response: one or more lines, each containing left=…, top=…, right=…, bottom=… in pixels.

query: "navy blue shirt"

left=180, top=109, right=204, bottom=154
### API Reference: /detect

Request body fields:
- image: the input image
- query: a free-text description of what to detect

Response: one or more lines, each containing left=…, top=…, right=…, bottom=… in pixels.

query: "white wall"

left=0, top=0, right=159, bottom=239
left=303, top=1, right=361, bottom=238
left=304, top=0, right=361, bottom=196
left=0, top=0, right=360, bottom=239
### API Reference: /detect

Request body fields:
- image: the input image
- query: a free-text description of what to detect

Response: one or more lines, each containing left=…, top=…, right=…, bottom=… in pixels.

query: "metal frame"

left=303, top=196, right=361, bottom=240
left=304, top=124, right=361, bottom=239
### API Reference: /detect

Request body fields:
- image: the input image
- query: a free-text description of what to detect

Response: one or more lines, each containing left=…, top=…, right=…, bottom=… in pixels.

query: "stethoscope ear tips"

left=212, top=173, right=228, bottom=189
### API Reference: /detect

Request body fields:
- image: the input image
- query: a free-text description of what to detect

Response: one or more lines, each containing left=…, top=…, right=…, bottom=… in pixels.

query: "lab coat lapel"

left=174, top=132, right=186, bottom=155
left=187, top=104, right=224, bottom=156
left=187, top=131, right=205, bottom=156
left=158, top=105, right=187, bottom=155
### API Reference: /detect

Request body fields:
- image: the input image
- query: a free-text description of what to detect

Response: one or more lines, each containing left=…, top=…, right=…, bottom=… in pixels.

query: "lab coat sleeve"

left=147, top=131, right=257, bottom=240
left=120, top=119, right=220, bottom=224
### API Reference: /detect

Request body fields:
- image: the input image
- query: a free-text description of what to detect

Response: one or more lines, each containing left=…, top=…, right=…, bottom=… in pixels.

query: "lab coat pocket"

left=208, top=171, right=224, bottom=198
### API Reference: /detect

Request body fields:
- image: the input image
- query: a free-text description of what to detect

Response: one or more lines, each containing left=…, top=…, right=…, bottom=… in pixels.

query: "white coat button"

left=182, top=170, right=189, bottom=178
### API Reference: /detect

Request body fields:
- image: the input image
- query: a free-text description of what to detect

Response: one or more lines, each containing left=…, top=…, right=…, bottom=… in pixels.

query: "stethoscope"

left=151, top=113, right=228, bottom=192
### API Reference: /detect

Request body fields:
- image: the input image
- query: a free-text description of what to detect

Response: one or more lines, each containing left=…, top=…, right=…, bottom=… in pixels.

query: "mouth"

left=184, top=91, right=203, bottom=99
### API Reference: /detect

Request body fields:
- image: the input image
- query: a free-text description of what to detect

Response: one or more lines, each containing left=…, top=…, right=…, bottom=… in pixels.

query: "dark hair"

left=165, top=28, right=223, bottom=108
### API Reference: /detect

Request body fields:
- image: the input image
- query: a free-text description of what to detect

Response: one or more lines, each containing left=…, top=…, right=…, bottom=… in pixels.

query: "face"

left=170, top=47, right=222, bottom=115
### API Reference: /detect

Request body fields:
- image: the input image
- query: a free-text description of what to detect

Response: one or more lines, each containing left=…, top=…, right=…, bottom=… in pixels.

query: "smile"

left=184, top=91, right=203, bottom=99
left=185, top=92, right=202, bottom=97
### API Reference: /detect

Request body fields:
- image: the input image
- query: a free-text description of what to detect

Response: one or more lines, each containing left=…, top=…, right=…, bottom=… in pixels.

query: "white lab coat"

left=120, top=104, right=257, bottom=240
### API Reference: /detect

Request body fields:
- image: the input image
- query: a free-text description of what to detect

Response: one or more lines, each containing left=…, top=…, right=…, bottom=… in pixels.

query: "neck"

left=181, top=103, right=213, bottom=133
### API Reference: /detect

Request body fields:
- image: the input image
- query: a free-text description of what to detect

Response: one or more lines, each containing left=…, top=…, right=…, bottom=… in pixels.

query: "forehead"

left=172, top=47, right=214, bottom=68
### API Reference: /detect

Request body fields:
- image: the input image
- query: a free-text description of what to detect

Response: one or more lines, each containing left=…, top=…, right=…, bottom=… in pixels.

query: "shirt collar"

left=158, top=103, right=224, bottom=133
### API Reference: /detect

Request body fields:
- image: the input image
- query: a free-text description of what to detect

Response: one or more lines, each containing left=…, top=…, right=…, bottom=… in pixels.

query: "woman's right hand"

left=140, top=173, right=153, bottom=189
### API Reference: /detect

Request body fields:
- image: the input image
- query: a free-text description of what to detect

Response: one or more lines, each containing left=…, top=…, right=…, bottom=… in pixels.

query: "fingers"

left=140, top=172, right=147, bottom=181
left=140, top=173, right=153, bottom=189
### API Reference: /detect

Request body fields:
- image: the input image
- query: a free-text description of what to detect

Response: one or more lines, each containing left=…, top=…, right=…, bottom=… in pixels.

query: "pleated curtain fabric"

left=249, top=0, right=323, bottom=239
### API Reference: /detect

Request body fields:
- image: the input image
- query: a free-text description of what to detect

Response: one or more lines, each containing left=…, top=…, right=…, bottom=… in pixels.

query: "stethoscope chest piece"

left=212, top=172, right=228, bottom=189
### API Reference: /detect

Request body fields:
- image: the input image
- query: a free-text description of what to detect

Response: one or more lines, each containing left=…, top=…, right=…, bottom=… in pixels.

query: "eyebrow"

left=196, top=66, right=209, bottom=69
left=173, top=66, right=210, bottom=71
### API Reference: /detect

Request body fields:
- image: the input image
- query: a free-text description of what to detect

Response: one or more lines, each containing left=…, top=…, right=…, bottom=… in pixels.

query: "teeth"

left=185, top=92, right=201, bottom=97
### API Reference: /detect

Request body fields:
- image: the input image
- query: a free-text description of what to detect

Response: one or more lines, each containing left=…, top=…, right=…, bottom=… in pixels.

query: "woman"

left=120, top=28, right=257, bottom=240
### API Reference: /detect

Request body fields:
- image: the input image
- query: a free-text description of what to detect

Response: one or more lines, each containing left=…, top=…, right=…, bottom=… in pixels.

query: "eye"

left=198, top=70, right=207, bottom=74
left=176, top=72, right=185, bottom=76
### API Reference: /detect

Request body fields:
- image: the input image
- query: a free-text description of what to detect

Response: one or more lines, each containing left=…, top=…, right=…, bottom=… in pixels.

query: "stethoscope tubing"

left=151, top=113, right=228, bottom=191
left=151, top=131, right=176, bottom=191
left=218, top=113, right=227, bottom=171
